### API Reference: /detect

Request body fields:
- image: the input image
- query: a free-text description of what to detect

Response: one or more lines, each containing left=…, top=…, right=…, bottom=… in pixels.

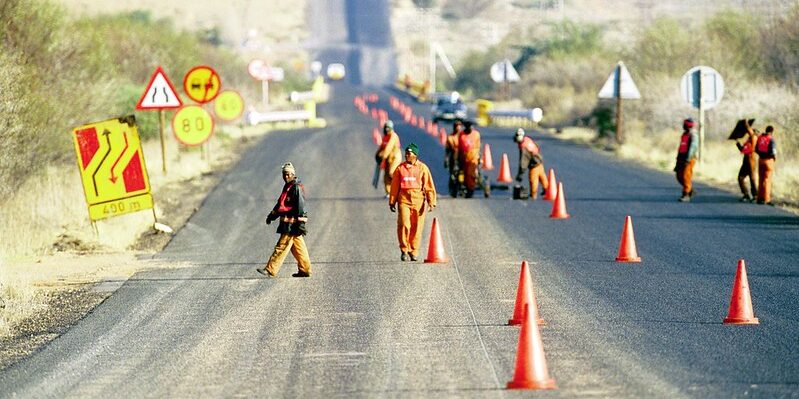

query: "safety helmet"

left=514, top=128, right=525, bottom=143
left=384, top=120, right=394, bottom=130
left=683, top=118, right=695, bottom=130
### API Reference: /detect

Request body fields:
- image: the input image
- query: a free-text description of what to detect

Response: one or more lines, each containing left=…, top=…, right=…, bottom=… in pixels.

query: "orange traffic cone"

left=372, top=128, right=381, bottom=146
left=615, top=216, right=641, bottom=262
left=370, top=108, right=378, bottom=119
left=506, top=304, right=557, bottom=390
left=439, top=131, right=447, bottom=146
left=544, top=169, right=557, bottom=201
left=723, top=259, right=759, bottom=325
left=410, top=115, right=417, bottom=126
left=549, top=182, right=569, bottom=219
left=424, top=217, right=449, bottom=263
left=497, top=153, right=513, bottom=183
left=509, top=261, right=545, bottom=326
left=482, top=144, right=494, bottom=170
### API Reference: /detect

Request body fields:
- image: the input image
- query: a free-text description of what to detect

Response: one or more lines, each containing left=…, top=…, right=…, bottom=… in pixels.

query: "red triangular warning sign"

left=136, top=66, right=184, bottom=110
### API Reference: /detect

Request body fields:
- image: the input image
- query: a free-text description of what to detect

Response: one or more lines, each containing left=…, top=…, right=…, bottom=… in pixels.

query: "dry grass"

left=0, top=123, right=272, bottom=338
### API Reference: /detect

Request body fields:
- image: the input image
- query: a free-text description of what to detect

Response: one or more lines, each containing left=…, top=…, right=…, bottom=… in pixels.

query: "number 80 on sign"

left=172, top=105, right=214, bottom=146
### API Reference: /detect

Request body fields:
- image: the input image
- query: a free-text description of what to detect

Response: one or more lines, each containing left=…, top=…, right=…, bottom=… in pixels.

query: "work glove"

left=515, top=173, right=523, bottom=183
left=265, top=212, right=276, bottom=225
left=389, top=204, right=396, bottom=213
left=375, top=154, right=382, bottom=164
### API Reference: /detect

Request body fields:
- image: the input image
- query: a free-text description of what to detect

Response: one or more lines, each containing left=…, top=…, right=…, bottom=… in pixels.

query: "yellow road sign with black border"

left=71, top=115, right=153, bottom=221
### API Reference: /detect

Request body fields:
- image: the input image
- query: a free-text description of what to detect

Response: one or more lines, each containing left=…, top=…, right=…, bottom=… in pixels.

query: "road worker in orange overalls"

left=444, top=120, right=463, bottom=197
left=458, top=121, right=481, bottom=198
left=514, top=128, right=549, bottom=200
left=375, top=120, right=402, bottom=197
left=675, top=118, right=699, bottom=202
left=735, top=119, right=758, bottom=202
left=389, top=143, right=437, bottom=261
left=257, top=162, right=312, bottom=278
left=755, top=125, right=778, bottom=205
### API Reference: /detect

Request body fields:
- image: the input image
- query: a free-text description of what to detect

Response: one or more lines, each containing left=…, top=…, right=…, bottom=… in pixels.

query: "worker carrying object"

left=755, top=125, right=777, bottom=205
left=735, top=119, right=758, bottom=202
left=389, top=143, right=437, bottom=262
left=257, top=162, right=312, bottom=278
left=675, top=118, right=699, bottom=202
left=444, top=120, right=463, bottom=197
left=514, top=128, right=549, bottom=200
left=458, top=121, right=481, bottom=198
left=375, top=120, right=402, bottom=196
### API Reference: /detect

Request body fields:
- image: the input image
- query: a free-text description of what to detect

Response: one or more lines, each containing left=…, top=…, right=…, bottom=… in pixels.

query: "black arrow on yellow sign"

left=92, top=129, right=112, bottom=196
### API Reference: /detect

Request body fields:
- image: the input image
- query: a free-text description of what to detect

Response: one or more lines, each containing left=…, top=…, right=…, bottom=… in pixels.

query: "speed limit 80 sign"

left=172, top=105, right=214, bottom=146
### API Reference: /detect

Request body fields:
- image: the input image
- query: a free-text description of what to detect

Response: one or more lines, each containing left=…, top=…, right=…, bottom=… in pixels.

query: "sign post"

left=597, top=61, right=641, bottom=144
left=248, top=59, right=284, bottom=109
left=135, top=66, right=183, bottom=174
left=680, top=66, right=724, bottom=161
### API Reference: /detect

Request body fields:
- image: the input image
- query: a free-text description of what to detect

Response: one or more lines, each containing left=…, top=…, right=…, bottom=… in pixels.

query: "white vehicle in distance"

left=326, top=63, right=346, bottom=80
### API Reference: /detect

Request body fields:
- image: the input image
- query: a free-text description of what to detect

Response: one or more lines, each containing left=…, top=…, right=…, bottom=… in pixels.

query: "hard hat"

left=451, top=91, right=460, bottom=102
left=384, top=120, right=394, bottom=130
left=514, top=128, right=525, bottom=143
left=683, top=118, right=695, bottom=129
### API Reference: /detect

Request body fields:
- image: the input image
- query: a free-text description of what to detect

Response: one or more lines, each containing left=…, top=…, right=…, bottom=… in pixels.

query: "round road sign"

left=214, top=90, right=245, bottom=122
left=680, top=66, right=724, bottom=110
left=172, top=105, right=214, bottom=146
left=183, top=65, right=221, bottom=104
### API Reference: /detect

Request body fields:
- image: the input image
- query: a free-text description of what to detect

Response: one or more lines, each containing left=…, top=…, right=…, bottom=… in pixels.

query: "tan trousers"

left=528, top=164, right=548, bottom=199
left=676, top=158, right=696, bottom=196
left=265, top=234, right=311, bottom=275
left=397, top=203, right=426, bottom=256
left=737, top=156, right=757, bottom=198
left=757, top=158, right=775, bottom=203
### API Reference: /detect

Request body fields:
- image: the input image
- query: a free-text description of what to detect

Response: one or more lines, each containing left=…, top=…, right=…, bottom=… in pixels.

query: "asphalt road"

left=2, top=82, right=798, bottom=398
left=3, top=0, right=799, bottom=397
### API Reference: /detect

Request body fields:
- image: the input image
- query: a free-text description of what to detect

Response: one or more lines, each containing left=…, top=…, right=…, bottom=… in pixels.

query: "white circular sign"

left=680, top=66, right=724, bottom=110
left=248, top=59, right=269, bottom=80
left=531, top=107, right=543, bottom=123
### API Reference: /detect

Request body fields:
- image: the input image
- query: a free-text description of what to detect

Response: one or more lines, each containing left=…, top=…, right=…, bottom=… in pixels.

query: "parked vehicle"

left=431, top=92, right=467, bottom=122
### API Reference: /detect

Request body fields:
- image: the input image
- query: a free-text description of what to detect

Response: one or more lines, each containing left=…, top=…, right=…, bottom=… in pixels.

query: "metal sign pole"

left=614, top=64, right=623, bottom=144
left=159, top=109, right=167, bottom=174
left=268, top=79, right=269, bottom=111
left=698, top=71, right=705, bottom=163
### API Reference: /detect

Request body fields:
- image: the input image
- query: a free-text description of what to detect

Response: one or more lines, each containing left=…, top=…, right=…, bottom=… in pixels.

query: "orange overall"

left=458, top=129, right=481, bottom=192
left=376, top=131, right=402, bottom=195
left=518, top=136, right=548, bottom=199
left=755, top=134, right=776, bottom=203
left=389, top=160, right=437, bottom=257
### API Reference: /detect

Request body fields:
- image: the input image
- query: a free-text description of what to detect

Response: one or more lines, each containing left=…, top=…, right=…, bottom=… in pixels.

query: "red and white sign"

left=248, top=59, right=284, bottom=81
left=136, top=66, right=183, bottom=110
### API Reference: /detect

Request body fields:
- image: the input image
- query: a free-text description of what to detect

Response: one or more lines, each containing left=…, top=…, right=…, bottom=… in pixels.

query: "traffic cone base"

left=616, top=216, right=641, bottom=263
left=424, top=218, right=449, bottom=263
left=723, top=259, right=759, bottom=325
left=507, top=378, right=557, bottom=390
